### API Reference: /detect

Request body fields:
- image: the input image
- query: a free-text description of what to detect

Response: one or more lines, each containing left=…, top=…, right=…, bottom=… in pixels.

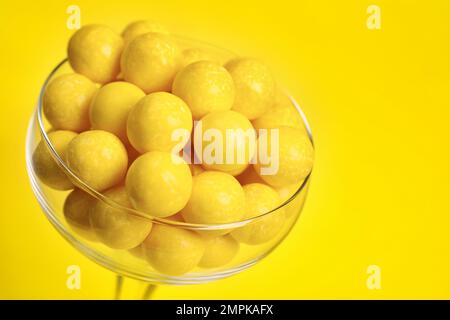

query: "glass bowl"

left=25, top=37, right=314, bottom=285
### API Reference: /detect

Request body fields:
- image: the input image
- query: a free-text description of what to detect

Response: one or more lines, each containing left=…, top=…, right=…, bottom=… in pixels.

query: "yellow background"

left=0, top=0, right=449, bottom=299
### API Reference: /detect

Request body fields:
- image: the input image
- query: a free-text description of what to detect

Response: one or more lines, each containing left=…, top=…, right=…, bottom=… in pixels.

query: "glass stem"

left=114, top=275, right=124, bottom=300
left=142, top=284, right=158, bottom=300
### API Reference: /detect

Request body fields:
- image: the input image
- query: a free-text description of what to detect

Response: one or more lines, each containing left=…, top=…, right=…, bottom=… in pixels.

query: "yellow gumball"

left=68, top=24, right=124, bottom=84
left=142, top=224, right=205, bottom=275
left=180, top=48, right=215, bottom=69
left=125, top=152, right=192, bottom=217
left=122, top=33, right=181, bottom=93
left=199, top=235, right=239, bottom=268
left=172, top=61, right=235, bottom=119
left=194, top=110, right=256, bottom=176
left=89, top=81, right=145, bottom=144
left=43, top=73, right=97, bottom=132
left=254, top=126, right=314, bottom=187
left=127, top=92, right=192, bottom=153
left=122, top=20, right=169, bottom=46
left=32, top=130, right=78, bottom=190
left=225, top=58, right=275, bottom=120
left=63, top=188, right=97, bottom=241
left=66, top=130, right=128, bottom=191
left=181, top=171, right=245, bottom=224
left=231, top=183, right=285, bottom=245
left=252, top=89, right=306, bottom=133
left=90, top=186, right=152, bottom=250
left=253, top=104, right=306, bottom=133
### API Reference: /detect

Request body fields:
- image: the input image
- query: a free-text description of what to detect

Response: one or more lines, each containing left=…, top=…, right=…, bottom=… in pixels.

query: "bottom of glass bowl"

left=26, top=159, right=268, bottom=284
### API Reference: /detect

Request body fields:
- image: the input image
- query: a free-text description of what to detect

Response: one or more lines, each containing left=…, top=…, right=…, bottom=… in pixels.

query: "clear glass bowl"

left=25, top=38, right=314, bottom=285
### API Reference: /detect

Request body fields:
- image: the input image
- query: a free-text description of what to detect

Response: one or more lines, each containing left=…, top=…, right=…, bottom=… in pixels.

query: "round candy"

left=43, top=73, right=97, bottom=132
left=122, top=20, right=169, bottom=46
left=231, top=183, right=285, bottom=245
left=194, top=110, right=256, bottom=176
left=252, top=89, right=306, bottom=132
left=254, top=126, right=314, bottom=187
left=90, top=186, right=152, bottom=249
left=172, top=61, right=235, bottom=119
left=68, top=24, right=123, bottom=84
left=253, top=104, right=306, bottom=133
left=142, top=224, right=205, bottom=275
left=199, top=235, right=239, bottom=268
left=89, top=81, right=145, bottom=144
left=63, top=188, right=97, bottom=241
left=125, top=152, right=192, bottom=217
left=66, top=130, right=128, bottom=191
left=121, top=32, right=181, bottom=93
left=181, top=171, right=245, bottom=224
left=32, top=130, right=77, bottom=190
left=225, top=58, right=275, bottom=120
left=127, top=92, right=192, bottom=153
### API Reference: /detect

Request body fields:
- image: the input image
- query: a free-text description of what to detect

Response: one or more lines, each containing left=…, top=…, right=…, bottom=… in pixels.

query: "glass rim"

left=36, top=49, right=314, bottom=230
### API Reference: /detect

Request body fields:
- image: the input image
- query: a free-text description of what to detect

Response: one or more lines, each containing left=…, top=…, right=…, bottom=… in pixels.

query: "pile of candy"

left=32, top=21, right=314, bottom=275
